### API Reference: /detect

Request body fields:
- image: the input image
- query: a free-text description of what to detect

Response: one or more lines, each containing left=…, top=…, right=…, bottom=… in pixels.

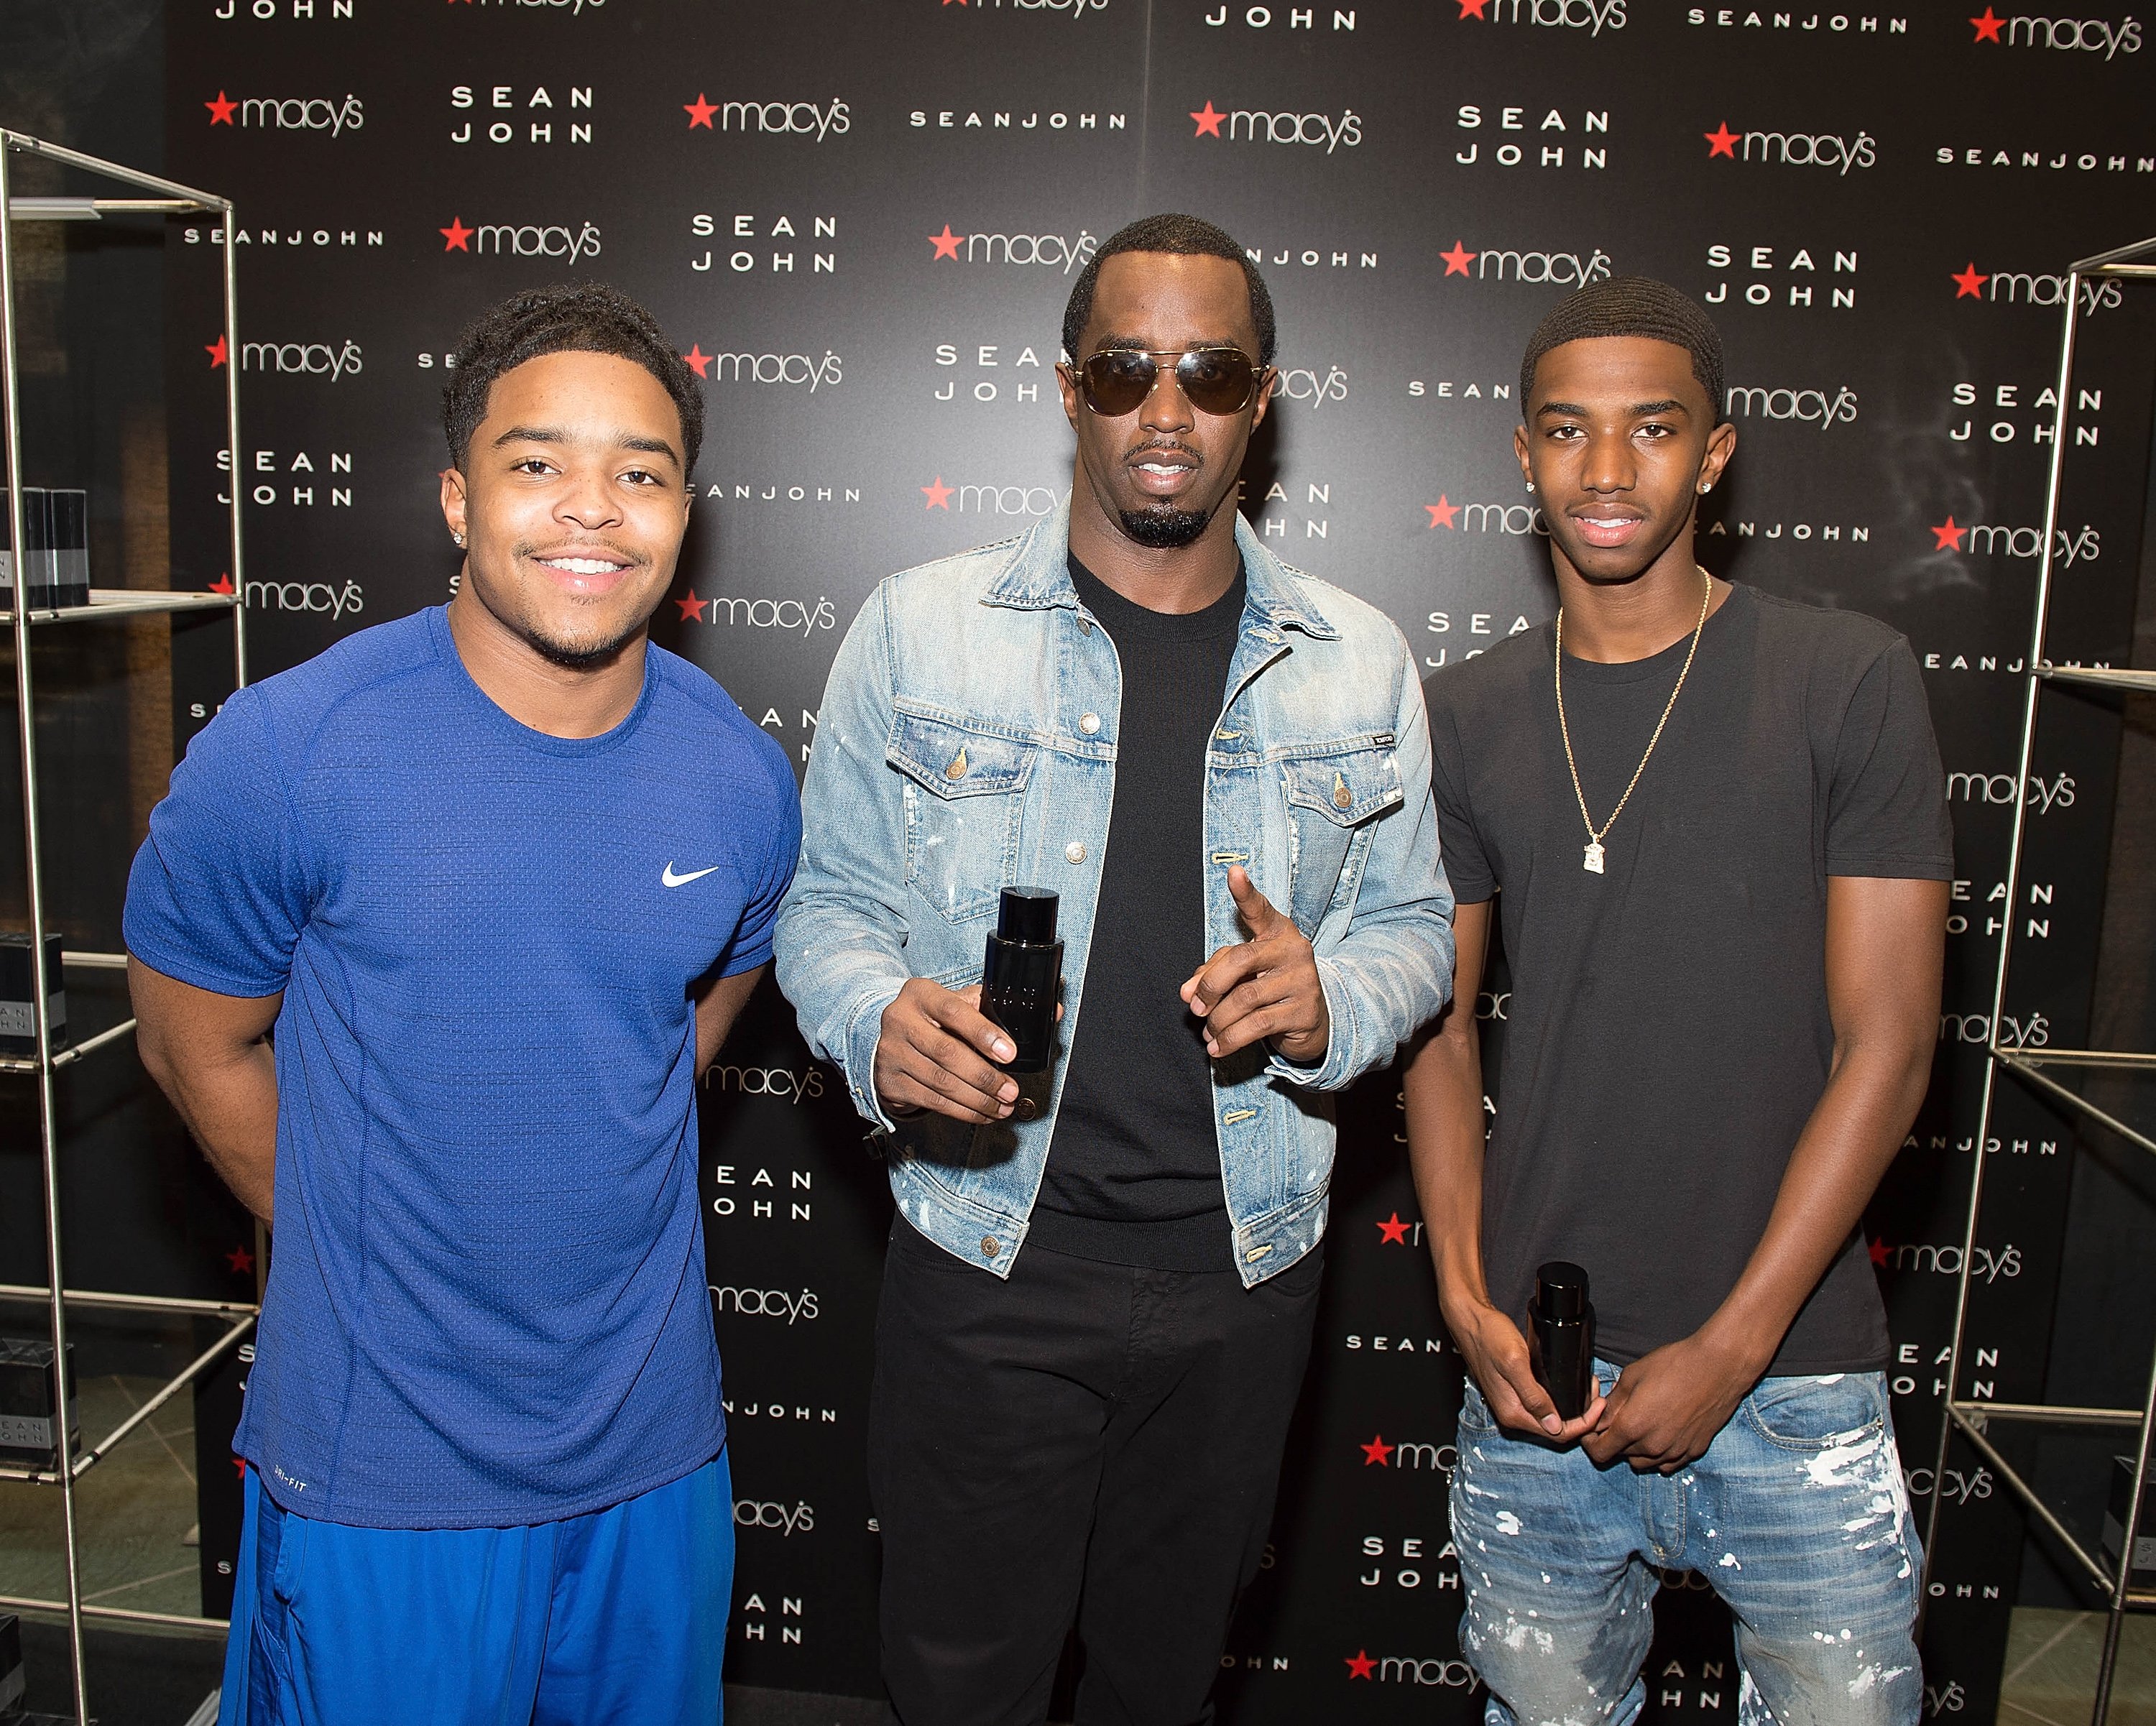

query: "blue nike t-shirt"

left=124, top=606, right=800, bottom=1530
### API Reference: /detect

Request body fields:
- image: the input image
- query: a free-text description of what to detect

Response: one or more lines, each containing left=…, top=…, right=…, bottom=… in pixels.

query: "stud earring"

left=1697, top=482, right=1712, bottom=495
left=1525, top=480, right=1536, bottom=492
left=451, top=531, right=466, bottom=547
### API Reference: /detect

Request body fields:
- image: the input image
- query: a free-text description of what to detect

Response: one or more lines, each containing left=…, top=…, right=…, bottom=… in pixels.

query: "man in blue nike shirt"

left=124, top=283, right=798, bottom=1726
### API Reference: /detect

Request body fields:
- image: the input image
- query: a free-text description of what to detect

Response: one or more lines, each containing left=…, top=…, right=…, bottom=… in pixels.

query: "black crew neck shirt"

left=1424, top=583, right=1954, bottom=1373
left=1030, top=555, right=1247, bottom=1272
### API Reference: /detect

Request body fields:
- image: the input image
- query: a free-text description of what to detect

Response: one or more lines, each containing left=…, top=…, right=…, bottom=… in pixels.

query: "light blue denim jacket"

left=774, top=504, right=1455, bottom=1287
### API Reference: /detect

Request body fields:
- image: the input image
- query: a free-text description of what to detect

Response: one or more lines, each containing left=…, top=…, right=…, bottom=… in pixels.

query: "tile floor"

left=1, top=1372, right=203, bottom=1623
left=2001, top=1607, right=2156, bottom=1726
left=6, top=1392, right=2156, bottom=1723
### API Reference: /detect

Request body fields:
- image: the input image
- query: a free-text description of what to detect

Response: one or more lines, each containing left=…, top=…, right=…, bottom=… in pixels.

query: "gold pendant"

left=1583, top=841, right=1605, bottom=874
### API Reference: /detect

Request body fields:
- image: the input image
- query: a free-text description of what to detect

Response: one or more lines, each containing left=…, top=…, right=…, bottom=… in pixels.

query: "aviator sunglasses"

left=1069, top=346, right=1270, bottom=418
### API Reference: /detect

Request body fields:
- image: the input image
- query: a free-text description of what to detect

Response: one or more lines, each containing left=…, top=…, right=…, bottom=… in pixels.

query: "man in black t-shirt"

left=1404, top=278, right=1951, bottom=1726
left=778, top=216, right=1452, bottom=1724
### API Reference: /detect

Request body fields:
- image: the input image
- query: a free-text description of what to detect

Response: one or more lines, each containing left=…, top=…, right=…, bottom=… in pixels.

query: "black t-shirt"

left=1424, top=583, right=1953, bottom=1373
left=1030, top=556, right=1246, bottom=1271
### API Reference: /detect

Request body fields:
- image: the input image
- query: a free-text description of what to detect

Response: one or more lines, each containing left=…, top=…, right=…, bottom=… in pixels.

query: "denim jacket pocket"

left=888, top=703, right=1039, bottom=928
left=1279, top=737, right=1405, bottom=935
left=1741, top=1372, right=1887, bottom=1450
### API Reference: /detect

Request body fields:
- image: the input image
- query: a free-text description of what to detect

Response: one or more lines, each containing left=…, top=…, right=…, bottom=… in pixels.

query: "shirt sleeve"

left=1423, top=673, right=1497, bottom=905
left=717, top=734, right=803, bottom=978
left=1824, top=639, right=1956, bottom=880
left=122, top=689, right=312, bottom=997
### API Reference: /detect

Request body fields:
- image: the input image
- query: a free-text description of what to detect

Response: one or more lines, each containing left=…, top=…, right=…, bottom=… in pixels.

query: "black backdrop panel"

left=162, top=1, right=2156, bottom=1717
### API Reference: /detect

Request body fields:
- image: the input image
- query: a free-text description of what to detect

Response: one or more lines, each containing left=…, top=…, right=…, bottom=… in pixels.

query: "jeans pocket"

left=1457, top=1376, right=1498, bottom=1436
left=1741, top=1371, right=1886, bottom=1449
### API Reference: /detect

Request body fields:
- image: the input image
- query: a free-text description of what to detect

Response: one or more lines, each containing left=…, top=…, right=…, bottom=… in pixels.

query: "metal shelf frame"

left=1920, top=233, right=2156, bottom=1726
left=1, top=131, right=254, bottom=1719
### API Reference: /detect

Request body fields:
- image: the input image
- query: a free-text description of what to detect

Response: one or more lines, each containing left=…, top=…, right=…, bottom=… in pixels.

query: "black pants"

left=867, top=1217, right=1322, bottom=1726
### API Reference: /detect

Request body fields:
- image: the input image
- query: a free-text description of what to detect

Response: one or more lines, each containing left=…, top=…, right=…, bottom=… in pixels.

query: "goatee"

left=1117, top=503, right=1213, bottom=550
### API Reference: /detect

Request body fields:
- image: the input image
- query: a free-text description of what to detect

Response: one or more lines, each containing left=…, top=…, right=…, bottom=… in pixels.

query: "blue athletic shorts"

left=218, top=1449, right=732, bottom=1726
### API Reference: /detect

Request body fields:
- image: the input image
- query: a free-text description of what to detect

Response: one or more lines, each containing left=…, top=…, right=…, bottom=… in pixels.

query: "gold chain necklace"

left=1554, top=568, right=1713, bottom=874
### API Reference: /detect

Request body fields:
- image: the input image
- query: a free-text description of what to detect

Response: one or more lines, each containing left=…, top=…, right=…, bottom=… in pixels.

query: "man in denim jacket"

left=776, top=215, right=1454, bottom=1724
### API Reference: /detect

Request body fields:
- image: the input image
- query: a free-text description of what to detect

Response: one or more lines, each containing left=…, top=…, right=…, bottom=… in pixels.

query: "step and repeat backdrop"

left=163, top=1, right=2154, bottom=1718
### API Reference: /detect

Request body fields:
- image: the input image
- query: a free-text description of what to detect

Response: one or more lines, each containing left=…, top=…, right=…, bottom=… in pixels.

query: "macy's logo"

left=1437, top=239, right=1613, bottom=286
left=929, top=226, right=1097, bottom=272
left=1724, top=384, right=1857, bottom=427
left=1189, top=102, right=1363, bottom=151
left=1705, top=122, right=1876, bottom=172
left=1345, top=1651, right=1476, bottom=1685
left=1970, top=7, right=2140, bottom=53
left=1951, top=262, right=2124, bottom=312
left=1359, top=1434, right=1456, bottom=1472
left=683, top=95, right=850, bottom=139
left=205, top=92, right=364, bottom=134
left=438, top=217, right=602, bottom=260
left=1927, top=517, right=2100, bottom=564
left=1457, top=0, right=1626, bottom=31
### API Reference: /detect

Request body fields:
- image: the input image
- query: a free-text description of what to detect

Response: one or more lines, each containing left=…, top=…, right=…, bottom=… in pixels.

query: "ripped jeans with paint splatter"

left=1451, top=1363, right=1921, bottom=1726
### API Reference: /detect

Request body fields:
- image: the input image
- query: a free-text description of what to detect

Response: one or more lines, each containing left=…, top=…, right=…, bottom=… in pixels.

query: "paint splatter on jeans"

left=1451, top=1364, right=1920, bottom=1726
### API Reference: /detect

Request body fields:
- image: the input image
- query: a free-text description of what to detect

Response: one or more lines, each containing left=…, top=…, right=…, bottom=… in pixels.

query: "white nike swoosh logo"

left=662, top=862, right=721, bottom=888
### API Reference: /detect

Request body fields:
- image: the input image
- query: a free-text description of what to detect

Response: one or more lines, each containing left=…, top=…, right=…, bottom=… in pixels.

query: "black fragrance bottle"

left=980, top=888, right=1061, bottom=1074
left=1529, top=1260, right=1595, bottom=1423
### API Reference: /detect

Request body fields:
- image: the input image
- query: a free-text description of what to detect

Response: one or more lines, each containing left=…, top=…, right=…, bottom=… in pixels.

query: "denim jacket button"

left=980, top=1235, right=1000, bottom=1258
left=1079, top=712, right=1101, bottom=734
left=1064, top=841, right=1087, bottom=864
left=1013, top=1097, right=1038, bottom=1120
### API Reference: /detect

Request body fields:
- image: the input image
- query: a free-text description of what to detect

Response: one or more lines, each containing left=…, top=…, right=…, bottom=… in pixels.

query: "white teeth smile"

left=1136, top=462, right=1188, bottom=475
left=539, top=557, right=625, bottom=576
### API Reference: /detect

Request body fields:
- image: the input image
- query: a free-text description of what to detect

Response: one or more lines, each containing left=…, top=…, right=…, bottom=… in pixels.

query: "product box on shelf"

left=0, top=1339, right=79, bottom=1472
left=2101, top=1452, right=2156, bottom=1589
left=0, top=931, right=66, bottom=1056
left=0, top=488, right=90, bottom=609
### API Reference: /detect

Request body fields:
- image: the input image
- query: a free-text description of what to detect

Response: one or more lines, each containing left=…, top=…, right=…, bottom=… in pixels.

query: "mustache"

left=512, top=537, right=651, bottom=568
left=1124, top=438, right=1204, bottom=469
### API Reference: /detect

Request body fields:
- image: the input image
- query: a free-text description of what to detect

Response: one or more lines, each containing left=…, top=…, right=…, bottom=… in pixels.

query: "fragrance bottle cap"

left=1536, top=1260, right=1589, bottom=1319
left=997, top=887, right=1059, bottom=944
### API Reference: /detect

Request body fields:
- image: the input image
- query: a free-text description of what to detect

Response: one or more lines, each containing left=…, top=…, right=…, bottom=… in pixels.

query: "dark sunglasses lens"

left=1176, top=350, right=1257, bottom=414
left=1081, top=351, right=1156, bottom=415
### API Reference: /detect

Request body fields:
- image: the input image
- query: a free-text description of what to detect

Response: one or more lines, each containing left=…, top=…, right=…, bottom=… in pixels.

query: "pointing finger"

left=1225, top=864, right=1280, bottom=932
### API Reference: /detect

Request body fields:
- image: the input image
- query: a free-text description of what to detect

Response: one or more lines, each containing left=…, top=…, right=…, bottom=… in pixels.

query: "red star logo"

left=682, top=343, right=712, bottom=379
left=225, top=1245, right=255, bottom=1273
left=206, top=91, right=236, bottom=126
left=208, top=572, right=234, bottom=595
left=929, top=224, right=963, bottom=261
left=1931, top=517, right=1967, bottom=552
left=1951, top=262, right=1988, bottom=299
left=1971, top=6, right=2004, bottom=39
left=1360, top=1434, right=1396, bottom=1466
left=685, top=93, right=717, bottom=129
left=1457, top=0, right=1489, bottom=15
left=1869, top=1237, right=1889, bottom=1268
left=922, top=476, right=954, bottom=510
left=1376, top=1211, right=1411, bottom=1244
left=206, top=334, right=229, bottom=369
left=1439, top=240, right=1475, bottom=277
left=440, top=216, right=473, bottom=252
left=1190, top=102, right=1225, bottom=138
left=233, top=1457, right=248, bottom=1480
left=1424, top=496, right=1460, bottom=530
left=676, top=590, right=708, bottom=622
left=1705, top=122, right=1739, bottom=159
left=1346, top=1650, right=1377, bottom=1680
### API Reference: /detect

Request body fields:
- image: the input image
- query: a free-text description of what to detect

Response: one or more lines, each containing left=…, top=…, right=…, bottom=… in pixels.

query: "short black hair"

left=1519, top=276, right=1725, bottom=425
left=1062, top=213, right=1276, bottom=368
left=443, top=282, right=704, bottom=478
